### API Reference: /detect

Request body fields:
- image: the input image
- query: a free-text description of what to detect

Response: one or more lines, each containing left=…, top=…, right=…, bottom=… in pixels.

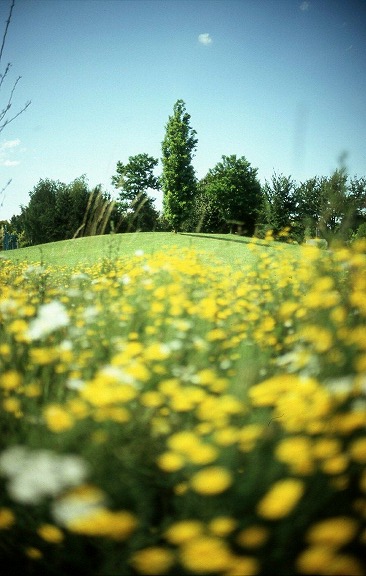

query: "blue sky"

left=1, top=0, right=365, bottom=220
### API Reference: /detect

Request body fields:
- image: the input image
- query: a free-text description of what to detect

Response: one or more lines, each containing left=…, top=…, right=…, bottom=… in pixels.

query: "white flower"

left=51, top=487, right=106, bottom=525
left=27, top=301, right=69, bottom=340
left=134, top=249, right=144, bottom=257
left=0, top=446, right=88, bottom=504
left=0, top=445, right=28, bottom=476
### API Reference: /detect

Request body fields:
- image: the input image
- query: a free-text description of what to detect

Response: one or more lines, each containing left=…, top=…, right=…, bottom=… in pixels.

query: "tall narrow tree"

left=161, top=99, right=198, bottom=231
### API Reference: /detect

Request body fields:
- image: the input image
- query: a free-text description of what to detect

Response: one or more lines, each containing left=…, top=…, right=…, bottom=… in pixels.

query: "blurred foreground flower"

left=0, top=446, right=88, bottom=504
left=27, top=300, right=69, bottom=340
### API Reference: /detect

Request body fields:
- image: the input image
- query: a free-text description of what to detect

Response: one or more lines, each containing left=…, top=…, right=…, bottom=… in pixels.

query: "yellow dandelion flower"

left=208, top=517, right=237, bottom=537
left=190, top=466, right=232, bottom=495
left=312, top=437, right=342, bottom=459
left=349, top=437, right=366, bottom=463
left=2, top=397, right=21, bottom=415
left=226, top=555, right=260, bottom=576
left=0, top=508, right=15, bottom=529
left=306, top=517, right=358, bottom=549
left=67, top=509, right=137, bottom=540
left=321, top=453, right=348, bottom=475
left=43, top=404, right=74, bottom=432
left=167, top=431, right=199, bottom=453
left=25, top=547, right=43, bottom=560
left=0, top=370, right=21, bottom=390
left=296, top=546, right=335, bottom=574
left=256, top=478, right=304, bottom=520
left=140, top=391, right=164, bottom=408
left=157, top=451, right=185, bottom=472
left=275, top=436, right=314, bottom=474
left=37, top=524, right=64, bottom=544
left=130, top=546, right=175, bottom=575
left=187, top=444, right=218, bottom=465
left=180, top=535, right=233, bottom=573
left=236, top=525, right=269, bottom=548
left=164, top=520, right=205, bottom=544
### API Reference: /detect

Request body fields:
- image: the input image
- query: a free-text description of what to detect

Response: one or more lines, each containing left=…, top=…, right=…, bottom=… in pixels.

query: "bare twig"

left=0, top=0, right=15, bottom=65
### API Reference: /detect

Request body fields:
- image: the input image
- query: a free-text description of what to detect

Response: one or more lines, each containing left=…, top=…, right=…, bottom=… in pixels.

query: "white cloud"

left=198, top=33, right=212, bottom=46
left=1, top=139, right=21, bottom=150
left=299, top=1, right=310, bottom=10
left=1, top=159, right=20, bottom=167
left=0, top=139, right=21, bottom=167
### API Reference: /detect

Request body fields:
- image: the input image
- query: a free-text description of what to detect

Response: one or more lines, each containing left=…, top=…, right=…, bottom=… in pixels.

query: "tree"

left=54, top=176, right=90, bottom=239
left=262, top=173, right=298, bottom=238
left=197, top=155, right=262, bottom=235
left=295, top=176, right=325, bottom=239
left=111, top=153, right=160, bottom=231
left=161, top=99, right=198, bottom=231
left=22, top=179, right=62, bottom=245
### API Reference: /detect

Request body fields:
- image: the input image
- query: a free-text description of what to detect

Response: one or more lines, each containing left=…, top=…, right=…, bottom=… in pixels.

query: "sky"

left=0, top=0, right=366, bottom=220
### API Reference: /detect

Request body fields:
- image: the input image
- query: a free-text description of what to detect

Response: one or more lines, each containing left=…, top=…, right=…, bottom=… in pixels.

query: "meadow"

left=0, top=231, right=365, bottom=575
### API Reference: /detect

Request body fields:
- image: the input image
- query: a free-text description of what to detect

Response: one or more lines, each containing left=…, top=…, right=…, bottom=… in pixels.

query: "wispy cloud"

left=1, top=159, right=20, bottom=167
left=0, top=139, right=21, bottom=167
left=198, top=33, right=213, bottom=46
left=299, top=1, right=310, bottom=11
left=1, top=139, right=21, bottom=150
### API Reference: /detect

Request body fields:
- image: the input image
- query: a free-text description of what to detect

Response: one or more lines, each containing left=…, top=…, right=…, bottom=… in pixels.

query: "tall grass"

left=0, top=236, right=365, bottom=575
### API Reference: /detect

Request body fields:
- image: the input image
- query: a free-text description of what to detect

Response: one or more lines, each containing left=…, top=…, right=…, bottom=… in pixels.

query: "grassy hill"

left=2, top=232, right=289, bottom=268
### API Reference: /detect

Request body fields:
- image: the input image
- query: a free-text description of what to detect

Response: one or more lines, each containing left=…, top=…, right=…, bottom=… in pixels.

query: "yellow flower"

left=0, top=370, right=21, bottom=390
left=25, top=547, right=43, bottom=560
left=157, top=451, right=185, bottom=472
left=275, top=436, right=314, bottom=474
left=167, top=431, right=199, bottom=453
left=164, top=520, right=205, bottom=544
left=256, top=478, right=304, bottom=520
left=321, top=453, right=348, bottom=475
left=67, top=509, right=137, bottom=540
left=0, top=508, right=15, bottom=529
left=306, top=517, right=358, bottom=548
left=208, top=516, right=237, bottom=537
left=296, top=546, right=335, bottom=574
left=187, top=444, right=218, bottom=465
left=236, top=525, right=269, bottom=548
left=180, top=535, right=233, bottom=573
left=37, top=524, right=64, bottom=544
left=43, top=404, right=74, bottom=432
left=312, top=437, right=342, bottom=459
left=30, top=347, right=56, bottom=365
left=297, top=547, right=363, bottom=576
left=2, top=397, right=21, bottom=415
left=225, top=555, right=260, bottom=576
left=349, top=437, right=366, bottom=463
left=140, top=391, right=164, bottom=408
left=190, top=466, right=232, bottom=495
left=130, top=547, right=175, bottom=575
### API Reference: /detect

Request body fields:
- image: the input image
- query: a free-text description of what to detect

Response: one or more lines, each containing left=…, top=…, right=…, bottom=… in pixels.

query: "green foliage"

left=195, top=155, right=262, bottom=235
left=262, top=173, right=297, bottom=239
left=161, top=100, right=198, bottom=231
left=111, top=153, right=160, bottom=232
left=22, top=178, right=62, bottom=245
left=18, top=177, right=116, bottom=245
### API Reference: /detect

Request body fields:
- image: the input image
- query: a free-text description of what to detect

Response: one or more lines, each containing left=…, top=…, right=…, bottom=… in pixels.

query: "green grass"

left=1, top=231, right=296, bottom=268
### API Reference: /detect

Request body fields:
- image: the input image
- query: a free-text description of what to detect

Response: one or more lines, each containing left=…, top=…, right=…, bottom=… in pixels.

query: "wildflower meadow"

left=0, top=235, right=365, bottom=575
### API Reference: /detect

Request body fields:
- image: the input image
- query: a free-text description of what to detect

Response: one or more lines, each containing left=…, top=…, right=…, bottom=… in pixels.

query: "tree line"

left=3, top=99, right=366, bottom=247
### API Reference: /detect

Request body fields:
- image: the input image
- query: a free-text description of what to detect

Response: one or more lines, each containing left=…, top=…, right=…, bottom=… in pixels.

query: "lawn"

left=0, top=233, right=365, bottom=575
left=2, top=232, right=279, bottom=268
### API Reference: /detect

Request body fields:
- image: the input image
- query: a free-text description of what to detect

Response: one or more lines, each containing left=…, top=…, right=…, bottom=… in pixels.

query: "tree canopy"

left=161, top=99, right=198, bottom=231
